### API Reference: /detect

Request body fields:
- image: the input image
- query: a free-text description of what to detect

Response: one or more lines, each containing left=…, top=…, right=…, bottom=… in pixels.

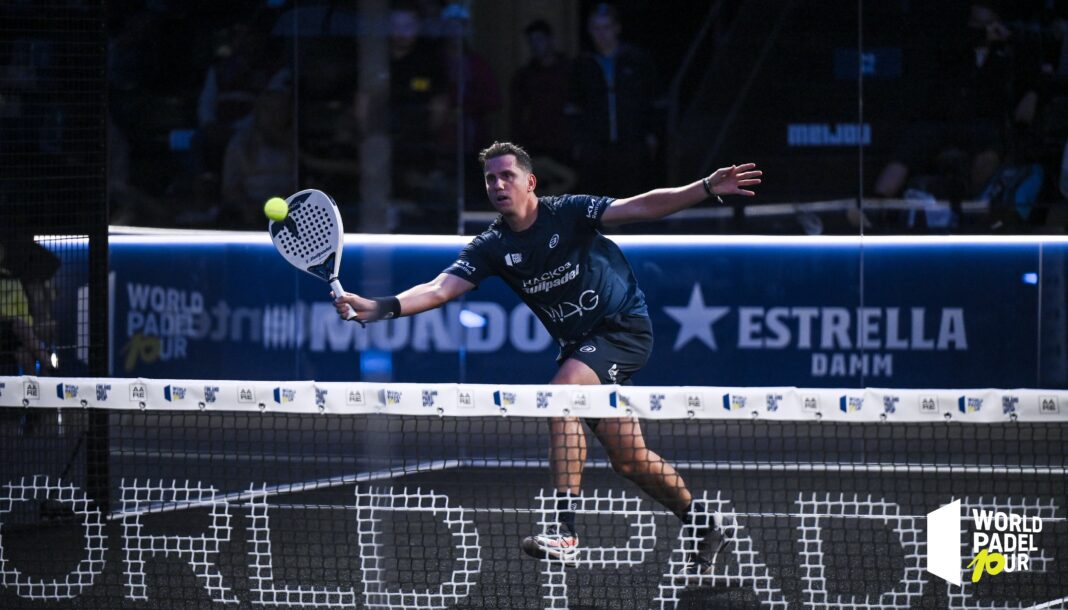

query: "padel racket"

left=268, top=189, right=358, bottom=321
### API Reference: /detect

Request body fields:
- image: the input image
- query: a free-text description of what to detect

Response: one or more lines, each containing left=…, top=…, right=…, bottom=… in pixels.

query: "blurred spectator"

left=0, top=269, right=46, bottom=374
left=221, top=89, right=296, bottom=227
left=356, top=1, right=447, bottom=151
left=511, top=20, right=572, bottom=164
left=873, top=2, right=1034, bottom=205
left=439, top=3, right=502, bottom=208
left=355, top=1, right=449, bottom=228
left=415, top=0, right=447, bottom=39
left=196, top=23, right=280, bottom=177
left=0, top=239, right=58, bottom=375
left=567, top=3, right=660, bottom=197
left=439, top=3, right=501, bottom=154
left=108, top=116, right=171, bottom=226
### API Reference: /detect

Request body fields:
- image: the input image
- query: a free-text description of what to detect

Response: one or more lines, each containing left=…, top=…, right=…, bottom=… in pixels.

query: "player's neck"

left=503, top=194, right=540, bottom=232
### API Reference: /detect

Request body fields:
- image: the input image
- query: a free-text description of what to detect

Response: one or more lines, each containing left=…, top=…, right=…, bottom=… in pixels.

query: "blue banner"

left=109, top=235, right=1062, bottom=388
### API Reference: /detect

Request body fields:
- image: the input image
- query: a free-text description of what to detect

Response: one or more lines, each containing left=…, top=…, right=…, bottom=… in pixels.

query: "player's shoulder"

left=543, top=193, right=615, bottom=217
left=541, top=194, right=600, bottom=211
left=466, top=222, right=505, bottom=251
left=540, top=195, right=568, bottom=212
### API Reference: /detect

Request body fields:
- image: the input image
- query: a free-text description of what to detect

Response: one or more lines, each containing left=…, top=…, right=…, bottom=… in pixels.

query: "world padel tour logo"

left=959, top=396, right=983, bottom=414
left=56, top=383, right=79, bottom=400
left=378, top=389, right=401, bottom=407
left=927, top=500, right=1045, bottom=585
left=492, top=390, right=515, bottom=407
left=722, top=393, right=746, bottom=411
left=839, top=395, right=863, bottom=413
left=164, top=385, right=186, bottom=402
left=273, top=387, right=295, bottom=404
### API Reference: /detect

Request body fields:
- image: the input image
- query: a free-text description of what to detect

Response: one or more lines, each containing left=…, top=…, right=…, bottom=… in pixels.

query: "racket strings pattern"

left=275, top=207, right=335, bottom=262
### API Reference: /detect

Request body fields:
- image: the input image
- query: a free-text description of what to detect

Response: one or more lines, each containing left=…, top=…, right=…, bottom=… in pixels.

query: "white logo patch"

left=549, top=234, right=559, bottom=249
left=452, top=260, right=476, bottom=276
left=579, top=345, right=596, bottom=353
left=504, top=253, right=522, bottom=266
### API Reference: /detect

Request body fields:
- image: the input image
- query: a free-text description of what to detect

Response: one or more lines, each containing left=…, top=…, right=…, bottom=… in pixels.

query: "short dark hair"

left=391, top=0, right=419, bottom=14
left=588, top=2, right=620, bottom=24
left=524, top=19, right=552, bottom=37
left=478, top=141, right=534, bottom=173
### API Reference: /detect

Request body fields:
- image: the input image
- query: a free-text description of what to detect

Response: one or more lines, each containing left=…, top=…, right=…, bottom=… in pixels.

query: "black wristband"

left=371, top=296, right=402, bottom=321
left=702, top=176, right=724, bottom=204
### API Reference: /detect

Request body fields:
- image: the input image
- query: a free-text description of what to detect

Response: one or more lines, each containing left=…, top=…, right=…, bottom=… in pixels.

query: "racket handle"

left=329, top=279, right=358, bottom=321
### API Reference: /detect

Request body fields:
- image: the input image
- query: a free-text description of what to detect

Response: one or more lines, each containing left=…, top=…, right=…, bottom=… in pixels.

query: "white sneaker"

left=521, top=522, right=580, bottom=565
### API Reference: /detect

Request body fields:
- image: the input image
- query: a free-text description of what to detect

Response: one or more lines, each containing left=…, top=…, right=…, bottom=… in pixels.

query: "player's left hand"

left=707, top=163, right=762, bottom=197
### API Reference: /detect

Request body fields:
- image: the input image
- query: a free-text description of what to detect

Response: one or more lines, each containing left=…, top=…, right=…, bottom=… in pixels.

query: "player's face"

left=484, top=155, right=532, bottom=213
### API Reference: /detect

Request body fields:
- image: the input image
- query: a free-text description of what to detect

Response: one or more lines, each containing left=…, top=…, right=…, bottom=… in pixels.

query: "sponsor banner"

left=5, top=377, right=1068, bottom=422
left=108, top=235, right=1053, bottom=389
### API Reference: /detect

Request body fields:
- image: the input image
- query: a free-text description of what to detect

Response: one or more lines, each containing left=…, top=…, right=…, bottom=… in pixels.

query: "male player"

left=333, top=141, right=760, bottom=575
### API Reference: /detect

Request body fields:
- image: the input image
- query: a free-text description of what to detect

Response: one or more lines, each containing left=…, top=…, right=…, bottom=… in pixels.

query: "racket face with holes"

left=269, top=189, right=344, bottom=282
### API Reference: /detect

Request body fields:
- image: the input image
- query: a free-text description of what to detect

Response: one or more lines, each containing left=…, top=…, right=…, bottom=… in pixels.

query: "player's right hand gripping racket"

left=268, top=189, right=359, bottom=323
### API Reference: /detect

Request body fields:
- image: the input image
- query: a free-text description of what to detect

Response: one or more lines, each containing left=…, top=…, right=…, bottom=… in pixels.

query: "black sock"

left=678, top=500, right=694, bottom=524
left=555, top=490, right=578, bottom=532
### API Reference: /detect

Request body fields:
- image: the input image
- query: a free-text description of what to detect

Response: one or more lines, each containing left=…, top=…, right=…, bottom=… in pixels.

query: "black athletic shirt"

left=443, top=194, right=648, bottom=343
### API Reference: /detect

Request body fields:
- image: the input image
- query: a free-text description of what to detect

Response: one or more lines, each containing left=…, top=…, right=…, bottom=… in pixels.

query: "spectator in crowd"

left=439, top=3, right=501, bottom=154
left=356, top=0, right=449, bottom=228
left=567, top=3, right=660, bottom=196
left=0, top=238, right=58, bottom=375
left=873, top=1, right=1034, bottom=204
left=511, top=20, right=572, bottom=166
left=108, top=116, right=172, bottom=226
left=196, top=23, right=279, bottom=177
left=221, top=88, right=296, bottom=227
left=439, top=3, right=502, bottom=207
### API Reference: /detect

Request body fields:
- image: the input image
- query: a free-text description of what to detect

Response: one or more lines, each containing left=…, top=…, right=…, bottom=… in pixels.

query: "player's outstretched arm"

left=333, top=273, right=475, bottom=323
left=600, top=163, right=761, bottom=226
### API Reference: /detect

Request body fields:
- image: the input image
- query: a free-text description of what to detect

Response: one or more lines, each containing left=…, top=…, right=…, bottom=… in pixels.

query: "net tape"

left=2, top=376, right=1066, bottom=422
left=2, top=373, right=1068, bottom=423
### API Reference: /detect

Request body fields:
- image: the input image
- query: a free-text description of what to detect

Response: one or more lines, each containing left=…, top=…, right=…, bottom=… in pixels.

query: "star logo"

left=662, top=283, right=730, bottom=350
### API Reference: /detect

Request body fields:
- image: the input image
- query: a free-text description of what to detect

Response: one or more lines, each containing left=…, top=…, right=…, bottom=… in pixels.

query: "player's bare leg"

left=593, top=417, right=692, bottom=518
left=548, top=358, right=596, bottom=493
left=594, top=401, right=735, bottom=577
left=520, top=358, right=597, bottom=563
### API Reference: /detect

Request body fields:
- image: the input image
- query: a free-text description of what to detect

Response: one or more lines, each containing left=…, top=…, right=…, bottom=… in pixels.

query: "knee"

left=610, top=452, right=646, bottom=478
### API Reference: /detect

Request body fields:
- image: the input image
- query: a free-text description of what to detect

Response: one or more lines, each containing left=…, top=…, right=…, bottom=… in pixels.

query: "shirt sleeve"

left=442, top=235, right=496, bottom=286
left=557, top=194, right=616, bottom=230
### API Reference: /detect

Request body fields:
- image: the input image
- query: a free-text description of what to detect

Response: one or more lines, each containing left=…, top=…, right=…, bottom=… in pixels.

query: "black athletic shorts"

left=557, top=312, right=653, bottom=429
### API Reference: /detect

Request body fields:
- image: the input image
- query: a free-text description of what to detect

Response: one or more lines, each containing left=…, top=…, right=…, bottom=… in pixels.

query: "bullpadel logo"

left=927, top=500, right=1045, bottom=585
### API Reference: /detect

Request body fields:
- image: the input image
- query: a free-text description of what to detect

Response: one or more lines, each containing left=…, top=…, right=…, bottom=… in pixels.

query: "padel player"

left=333, top=141, right=761, bottom=575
